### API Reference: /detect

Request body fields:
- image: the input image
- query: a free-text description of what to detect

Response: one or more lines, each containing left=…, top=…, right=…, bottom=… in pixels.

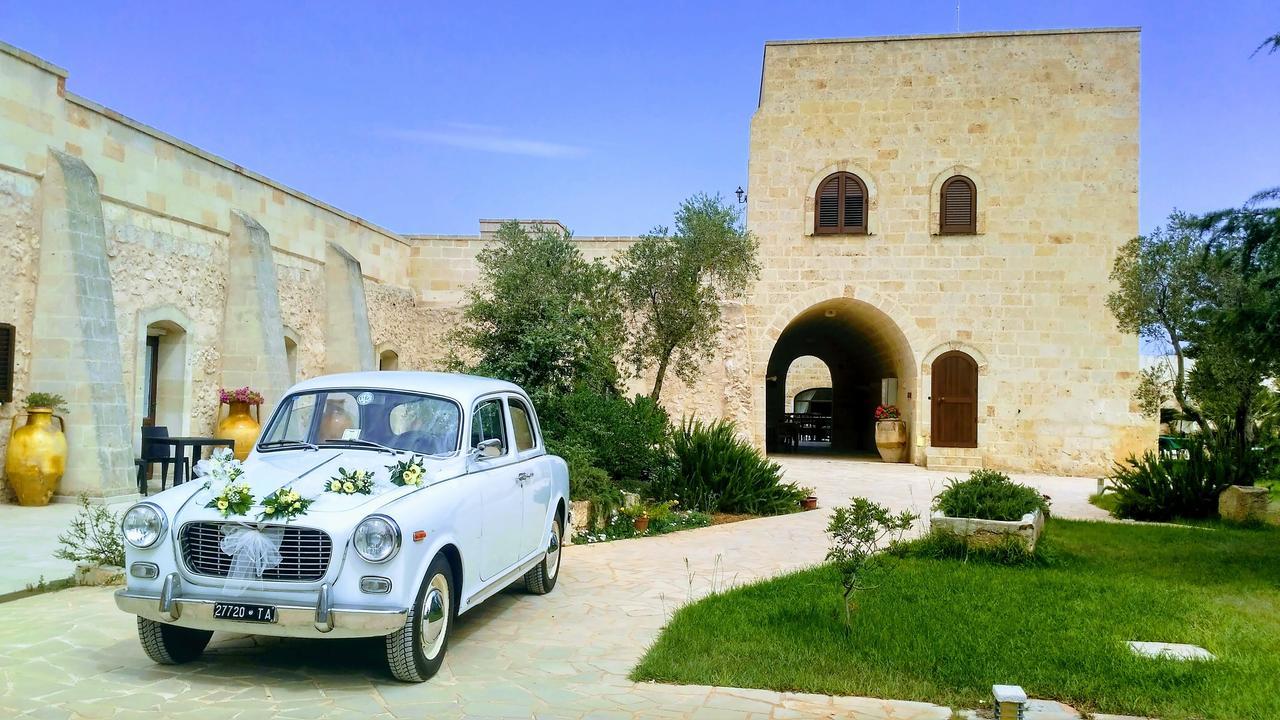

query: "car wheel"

left=136, top=617, right=213, bottom=664
left=386, top=552, right=455, bottom=682
left=523, top=515, right=562, bottom=595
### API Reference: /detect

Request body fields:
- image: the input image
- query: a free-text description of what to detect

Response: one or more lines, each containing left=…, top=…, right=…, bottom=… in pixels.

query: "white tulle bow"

left=219, top=524, right=284, bottom=595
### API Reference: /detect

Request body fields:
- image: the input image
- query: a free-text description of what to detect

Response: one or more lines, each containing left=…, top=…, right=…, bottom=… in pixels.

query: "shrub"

left=549, top=438, right=623, bottom=530
left=54, top=494, right=124, bottom=568
left=656, top=418, right=806, bottom=515
left=23, top=392, right=68, bottom=412
left=933, top=469, right=1049, bottom=522
left=540, top=389, right=671, bottom=487
left=576, top=500, right=711, bottom=543
left=826, top=497, right=917, bottom=624
left=1105, top=435, right=1235, bottom=521
left=890, top=529, right=1053, bottom=566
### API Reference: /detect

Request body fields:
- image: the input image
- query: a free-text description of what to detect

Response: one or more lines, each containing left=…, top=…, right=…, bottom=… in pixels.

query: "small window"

left=939, top=176, right=977, bottom=234
left=815, top=172, right=868, bottom=235
left=471, top=399, right=507, bottom=454
left=508, top=398, right=537, bottom=452
left=0, top=323, right=14, bottom=403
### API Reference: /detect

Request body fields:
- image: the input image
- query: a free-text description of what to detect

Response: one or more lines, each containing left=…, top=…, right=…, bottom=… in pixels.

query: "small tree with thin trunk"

left=1105, top=211, right=1209, bottom=429
left=619, top=194, right=759, bottom=402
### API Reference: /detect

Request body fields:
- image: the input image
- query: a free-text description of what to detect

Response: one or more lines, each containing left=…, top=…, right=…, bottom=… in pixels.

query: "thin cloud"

left=379, top=125, right=587, bottom=158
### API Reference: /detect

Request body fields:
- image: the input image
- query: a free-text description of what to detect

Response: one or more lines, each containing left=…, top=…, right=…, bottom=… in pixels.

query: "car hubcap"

left=546, top=519, right=561, bottom=580
left=419, top=573, right=449, bottom=659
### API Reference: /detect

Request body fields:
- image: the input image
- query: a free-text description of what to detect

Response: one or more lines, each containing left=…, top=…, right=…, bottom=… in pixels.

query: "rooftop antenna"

left=955, top=1, right=960, bottom=32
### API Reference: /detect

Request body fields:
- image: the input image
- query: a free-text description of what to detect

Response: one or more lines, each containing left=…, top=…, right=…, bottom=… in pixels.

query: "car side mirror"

left=470, top=438, right=502, bottom=460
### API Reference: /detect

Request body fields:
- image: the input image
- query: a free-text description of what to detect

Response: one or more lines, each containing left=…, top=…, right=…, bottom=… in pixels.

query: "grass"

left=631, top=519, right=1280, bottom=719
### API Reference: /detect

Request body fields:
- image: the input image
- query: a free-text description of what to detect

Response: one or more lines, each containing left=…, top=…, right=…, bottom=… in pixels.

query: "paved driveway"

left=0, top=458, right=1108, bottom=719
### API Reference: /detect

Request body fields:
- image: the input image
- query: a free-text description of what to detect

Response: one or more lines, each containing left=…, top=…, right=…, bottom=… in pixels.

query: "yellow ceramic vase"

left=215, top=401, right=260, bottom=461
left=5, top=408, right=68, bottom=506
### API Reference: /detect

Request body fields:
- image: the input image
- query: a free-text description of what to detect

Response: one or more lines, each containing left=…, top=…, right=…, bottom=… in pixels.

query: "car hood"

left=173, top=449, right=465, bottom=523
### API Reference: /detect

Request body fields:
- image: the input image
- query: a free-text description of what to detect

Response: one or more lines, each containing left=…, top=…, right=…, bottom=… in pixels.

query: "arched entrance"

left=766, top=298, right=915, bottom=457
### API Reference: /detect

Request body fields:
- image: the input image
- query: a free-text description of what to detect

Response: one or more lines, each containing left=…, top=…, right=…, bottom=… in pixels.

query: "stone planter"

left=874, top=419, right=908, bottom=463
left=930, top=507, right=1045, bottom=552
left=74, top=563, right=124, bottom=586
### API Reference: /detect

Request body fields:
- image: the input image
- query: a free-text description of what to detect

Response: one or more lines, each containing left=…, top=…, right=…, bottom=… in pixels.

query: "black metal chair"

left=135, top=426, right=186, bottom=496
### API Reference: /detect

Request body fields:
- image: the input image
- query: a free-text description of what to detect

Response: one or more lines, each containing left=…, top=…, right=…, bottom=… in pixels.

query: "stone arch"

left=784, top=355, right=832, bottom=412
left=376, top=343, right=400, bottom=371
left=918, top=340, right=993, bottom=460
left=803, top=161, right=881, bottom=236
left=282, top=325, right=301, bottom=383
left=132, top=305, right=196, bottom=445
left=761, top=290, right=919, bottom=459
left=928, top=165, right=987, bottom=236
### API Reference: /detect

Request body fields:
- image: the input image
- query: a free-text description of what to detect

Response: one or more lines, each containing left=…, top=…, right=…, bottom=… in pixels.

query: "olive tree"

left=619, top=194, right=759, bottom=402
left=1105, top=212, right=1209, bottom=428
left=447, top=220, right=624, bottom=403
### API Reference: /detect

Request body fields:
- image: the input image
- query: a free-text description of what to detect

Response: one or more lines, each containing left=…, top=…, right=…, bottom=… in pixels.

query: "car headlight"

left=122, top=503, right=166, bottom=548
left=354, top=515, right=400, bottom=563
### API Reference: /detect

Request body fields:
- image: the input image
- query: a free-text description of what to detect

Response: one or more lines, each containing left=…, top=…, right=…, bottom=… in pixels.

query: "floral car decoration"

left=259, top=487, right=312, bottom=521
left=328, top=467, right=376, bottom=495
left=116, top=372, right=570, bottom=684
left=196, top=448, right=254, bottom=517
left=874, top=404, right=901, bottom=421
left=387, top=455, right=427, bottom=487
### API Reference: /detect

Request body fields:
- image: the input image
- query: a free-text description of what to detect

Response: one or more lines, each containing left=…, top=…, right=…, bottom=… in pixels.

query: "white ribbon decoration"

left=219, top=524, right=285, bottom=595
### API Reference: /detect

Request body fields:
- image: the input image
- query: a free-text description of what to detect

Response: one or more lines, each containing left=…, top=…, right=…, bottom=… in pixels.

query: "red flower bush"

left=874, top=404, right=901, bottom=421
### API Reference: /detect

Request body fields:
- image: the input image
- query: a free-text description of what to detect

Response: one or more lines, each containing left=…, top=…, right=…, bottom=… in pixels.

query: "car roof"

left=285, top=371, right=527, bottom=406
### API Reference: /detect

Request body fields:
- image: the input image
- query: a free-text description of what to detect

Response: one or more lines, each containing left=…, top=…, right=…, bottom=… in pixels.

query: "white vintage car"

left=115, top=371, right=569, bottom=681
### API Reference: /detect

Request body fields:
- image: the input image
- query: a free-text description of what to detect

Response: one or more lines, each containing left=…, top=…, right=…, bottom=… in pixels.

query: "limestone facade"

left=0, top=28, right=1153, bottom=500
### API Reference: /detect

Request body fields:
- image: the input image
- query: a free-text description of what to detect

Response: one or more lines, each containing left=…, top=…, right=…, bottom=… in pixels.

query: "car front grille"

left=181, top=522, right=333, bottom=582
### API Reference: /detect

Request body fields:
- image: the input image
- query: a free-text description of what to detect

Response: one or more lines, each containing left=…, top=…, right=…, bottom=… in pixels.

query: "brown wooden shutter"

left=930, top=350, right=978, bottom=448
left=940, top=176, right=976, bottom=234
left=0, top=323, right=13, bottom=404
left=817, top=176, right=840, bottom=230
left=843, top=177, right=865, bottom=230
left=814, top=173, right=868, bottom=235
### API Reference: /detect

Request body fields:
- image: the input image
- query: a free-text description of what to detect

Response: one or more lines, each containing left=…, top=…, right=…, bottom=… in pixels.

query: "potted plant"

left=4, top=392, right=69, bottom=506
left=873, top=404, right=908, bottom=463
left=801, top=495, right=819, bottom=511
left=930, top=469, right=1049, bottom=552
left=214, top=387, right=265, bottom=460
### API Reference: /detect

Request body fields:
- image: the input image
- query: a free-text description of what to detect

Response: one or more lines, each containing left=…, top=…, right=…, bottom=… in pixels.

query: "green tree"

left=620, top=194, right=760, bottom=402
left=447, top=221, right=625, bottom=403
left=1186, top=189, right=1280, bottom=477
left=1105, top=212, right=1208, bottom=429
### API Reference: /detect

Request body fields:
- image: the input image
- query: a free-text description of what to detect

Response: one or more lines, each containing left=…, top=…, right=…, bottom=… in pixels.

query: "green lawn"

left=631, top=519, right=1280, bottom=719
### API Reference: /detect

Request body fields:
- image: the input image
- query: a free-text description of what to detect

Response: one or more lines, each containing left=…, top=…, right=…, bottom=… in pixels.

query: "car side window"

left=508, top=398, right=537, bottom=452
left=470, top=399, right=507, bottom=455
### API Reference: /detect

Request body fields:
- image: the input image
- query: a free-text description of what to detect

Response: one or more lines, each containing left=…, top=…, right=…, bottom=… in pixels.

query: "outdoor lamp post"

left=735, top=186, right=746, bottom=204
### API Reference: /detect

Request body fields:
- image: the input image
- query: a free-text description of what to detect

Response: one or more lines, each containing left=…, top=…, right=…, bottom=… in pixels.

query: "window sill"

left=808, top=232, right=875, bottom=238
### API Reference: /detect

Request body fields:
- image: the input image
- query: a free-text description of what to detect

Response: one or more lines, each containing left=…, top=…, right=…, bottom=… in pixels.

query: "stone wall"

left=736, top=28, right=1155, bottom=474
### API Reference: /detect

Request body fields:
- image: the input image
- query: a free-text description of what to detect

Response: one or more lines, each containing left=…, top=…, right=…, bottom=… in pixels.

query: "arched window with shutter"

left=814, top=172, right=868, bottom=235
left=939, top=175, right=977, bottom=234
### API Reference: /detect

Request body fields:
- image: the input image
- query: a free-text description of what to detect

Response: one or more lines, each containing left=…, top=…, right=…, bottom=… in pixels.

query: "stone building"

left=0, top=27, right=1152, bottom=502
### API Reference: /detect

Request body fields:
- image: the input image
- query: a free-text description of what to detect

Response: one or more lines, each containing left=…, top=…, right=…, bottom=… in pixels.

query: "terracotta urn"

left=319, top=399, right=354, bottom=442
left=215, top=401, right=260, bottom=461
left=874, top=419, right=908, bottom=463
left=5, top=408, right=67, bottom=506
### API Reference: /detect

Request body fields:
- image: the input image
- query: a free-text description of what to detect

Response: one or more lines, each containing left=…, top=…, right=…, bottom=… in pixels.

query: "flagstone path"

left=0, top=456, right=1124, bottom=719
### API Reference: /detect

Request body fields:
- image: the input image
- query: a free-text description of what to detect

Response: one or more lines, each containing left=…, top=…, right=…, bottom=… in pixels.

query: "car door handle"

left=517, top=471, right=533, bottom=485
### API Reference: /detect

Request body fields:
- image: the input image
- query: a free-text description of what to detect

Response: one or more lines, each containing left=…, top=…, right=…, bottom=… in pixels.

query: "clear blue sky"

left=2, top=1, right=1277, bottom=236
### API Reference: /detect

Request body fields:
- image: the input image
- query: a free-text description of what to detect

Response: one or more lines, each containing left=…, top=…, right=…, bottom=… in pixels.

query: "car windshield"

left=260, top=389, right=461, bottom=456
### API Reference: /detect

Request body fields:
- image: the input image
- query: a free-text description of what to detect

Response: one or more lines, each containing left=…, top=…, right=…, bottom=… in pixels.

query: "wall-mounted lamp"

left=735, top=186, right=747, bottom=204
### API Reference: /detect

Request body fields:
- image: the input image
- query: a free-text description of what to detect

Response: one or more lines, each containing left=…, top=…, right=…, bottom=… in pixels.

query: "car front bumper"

left=115, top=573, right=409, bottom=639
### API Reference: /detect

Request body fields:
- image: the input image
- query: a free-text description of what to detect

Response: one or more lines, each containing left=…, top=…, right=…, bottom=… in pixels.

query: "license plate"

left=212, top=602, right=277, bottom=624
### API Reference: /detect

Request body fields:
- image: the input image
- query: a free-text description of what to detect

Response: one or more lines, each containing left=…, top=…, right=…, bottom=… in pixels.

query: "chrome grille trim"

left=180, top=522, right=333, bottom=582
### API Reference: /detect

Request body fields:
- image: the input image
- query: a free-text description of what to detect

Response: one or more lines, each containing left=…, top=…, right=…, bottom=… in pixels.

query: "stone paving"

left=0, top=499, right=134, bottom=596
left=0, top=457, right=1120, bottom=719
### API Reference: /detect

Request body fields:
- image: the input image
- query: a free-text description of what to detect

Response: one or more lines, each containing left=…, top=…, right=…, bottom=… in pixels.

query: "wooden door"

left=931, top=351, right=977, bottom=448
